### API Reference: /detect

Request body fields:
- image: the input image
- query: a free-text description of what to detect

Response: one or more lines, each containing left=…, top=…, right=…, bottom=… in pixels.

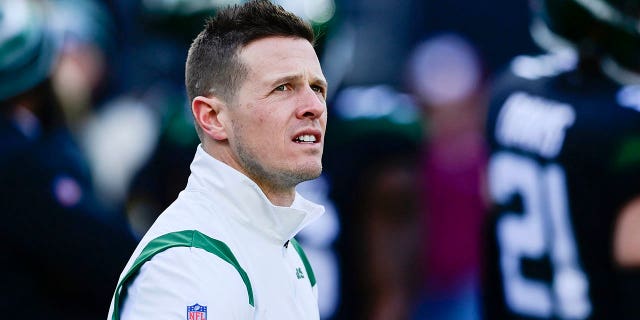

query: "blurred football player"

left=482, top=0, right=640, bottom=319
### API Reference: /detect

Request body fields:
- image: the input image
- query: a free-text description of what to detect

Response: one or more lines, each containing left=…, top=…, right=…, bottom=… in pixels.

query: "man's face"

left=224, top=36, right=327, bottom=194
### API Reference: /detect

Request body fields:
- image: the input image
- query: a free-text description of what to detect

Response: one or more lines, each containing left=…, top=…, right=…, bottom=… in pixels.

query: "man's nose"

left=296, top=86, right=326, bottom=119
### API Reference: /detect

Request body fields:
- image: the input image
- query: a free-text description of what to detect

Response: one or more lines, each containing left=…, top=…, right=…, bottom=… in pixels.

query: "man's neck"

left=255, top=181, right=296, bottom=207
left=201, top=143, right=296, bottom=207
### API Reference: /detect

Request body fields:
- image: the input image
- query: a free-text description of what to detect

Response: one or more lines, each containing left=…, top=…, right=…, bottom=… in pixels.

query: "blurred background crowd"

left=3, top=0, right=634, bottom=319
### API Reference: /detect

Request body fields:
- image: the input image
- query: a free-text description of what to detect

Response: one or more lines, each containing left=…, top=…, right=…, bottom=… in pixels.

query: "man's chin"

left=294, top=163, right=323, bottom=182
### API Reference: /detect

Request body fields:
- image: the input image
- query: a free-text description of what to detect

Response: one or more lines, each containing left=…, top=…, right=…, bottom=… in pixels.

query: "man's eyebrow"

left=268, top=74, right=328, bottom=88
left=312, top=77, right=328, bottom=89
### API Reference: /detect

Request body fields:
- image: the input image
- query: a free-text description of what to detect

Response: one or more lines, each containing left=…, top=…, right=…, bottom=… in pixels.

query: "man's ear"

left=192, top=95, right=228, bottom=141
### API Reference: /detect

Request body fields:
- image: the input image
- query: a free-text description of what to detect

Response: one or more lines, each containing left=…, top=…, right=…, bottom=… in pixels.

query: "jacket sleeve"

left=118, top=247, right=254, bottom=320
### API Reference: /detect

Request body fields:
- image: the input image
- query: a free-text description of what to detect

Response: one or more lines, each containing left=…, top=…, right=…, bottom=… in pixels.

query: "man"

left=0, top=1, right=138, bottom=318
left=107, top=1, right=328, bottom=319
left=482, top=0, right=640, bottom=319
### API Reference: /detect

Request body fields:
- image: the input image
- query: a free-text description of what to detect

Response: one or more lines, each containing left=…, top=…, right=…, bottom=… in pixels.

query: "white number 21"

left=489, top=152, right=591, bottom=319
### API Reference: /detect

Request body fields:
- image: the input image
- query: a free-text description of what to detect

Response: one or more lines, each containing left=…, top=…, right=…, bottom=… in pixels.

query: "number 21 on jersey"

left=489, top=152, right=591, bottom=319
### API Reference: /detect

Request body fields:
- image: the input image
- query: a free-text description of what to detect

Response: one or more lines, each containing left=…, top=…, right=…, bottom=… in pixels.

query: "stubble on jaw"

left=231, top=119, right=323, bottom=195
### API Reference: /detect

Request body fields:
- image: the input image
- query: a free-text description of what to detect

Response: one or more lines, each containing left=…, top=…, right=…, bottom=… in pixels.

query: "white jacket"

left=107, top=145, right=324, bottom=320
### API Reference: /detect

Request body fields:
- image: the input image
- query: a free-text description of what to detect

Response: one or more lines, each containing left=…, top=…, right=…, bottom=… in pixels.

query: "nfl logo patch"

left=187, top=303, right=207, bottom=320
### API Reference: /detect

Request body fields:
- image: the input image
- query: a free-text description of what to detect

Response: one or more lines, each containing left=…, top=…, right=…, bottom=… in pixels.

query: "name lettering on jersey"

left=510, top=51, right=577, bottom=80
left=496, top=92, right=575, bottom=158
left=617, top=85, right=640, bottom=112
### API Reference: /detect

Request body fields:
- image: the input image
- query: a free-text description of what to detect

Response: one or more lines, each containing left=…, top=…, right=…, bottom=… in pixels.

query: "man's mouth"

left=293, top=134, right=317, bottom=143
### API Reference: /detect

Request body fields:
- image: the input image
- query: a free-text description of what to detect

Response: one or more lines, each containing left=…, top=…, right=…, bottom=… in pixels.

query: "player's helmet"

left=530, top=0, right=640, bottom=70
left=0, top=0, right=59, bottom=102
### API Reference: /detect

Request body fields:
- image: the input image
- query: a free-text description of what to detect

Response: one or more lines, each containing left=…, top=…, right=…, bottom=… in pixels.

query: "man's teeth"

left=296, top=135, right=316, bottom=142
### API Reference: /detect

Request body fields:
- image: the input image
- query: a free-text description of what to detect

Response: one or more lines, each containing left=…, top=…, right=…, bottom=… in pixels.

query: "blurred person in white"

left=482, top=0, right=640, bottom=318
left=45, top=0, right=162, bottom=210
left=0, top=0, right=137, bottom=318
left=107, top=1, right=329, bottom=319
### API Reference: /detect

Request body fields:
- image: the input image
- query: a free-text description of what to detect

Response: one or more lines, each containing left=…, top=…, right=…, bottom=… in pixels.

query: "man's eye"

left=311, top=85, right=326, bottom=96
left=275, top=84, right=289, bottom=91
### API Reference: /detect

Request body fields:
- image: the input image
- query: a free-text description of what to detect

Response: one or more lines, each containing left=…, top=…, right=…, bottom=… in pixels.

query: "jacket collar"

left=186, top=145, right=324, bottom=245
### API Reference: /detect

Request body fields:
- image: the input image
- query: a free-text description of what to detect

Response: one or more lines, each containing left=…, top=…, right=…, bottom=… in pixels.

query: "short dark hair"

left=185, top=0, right=315, bottom=105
